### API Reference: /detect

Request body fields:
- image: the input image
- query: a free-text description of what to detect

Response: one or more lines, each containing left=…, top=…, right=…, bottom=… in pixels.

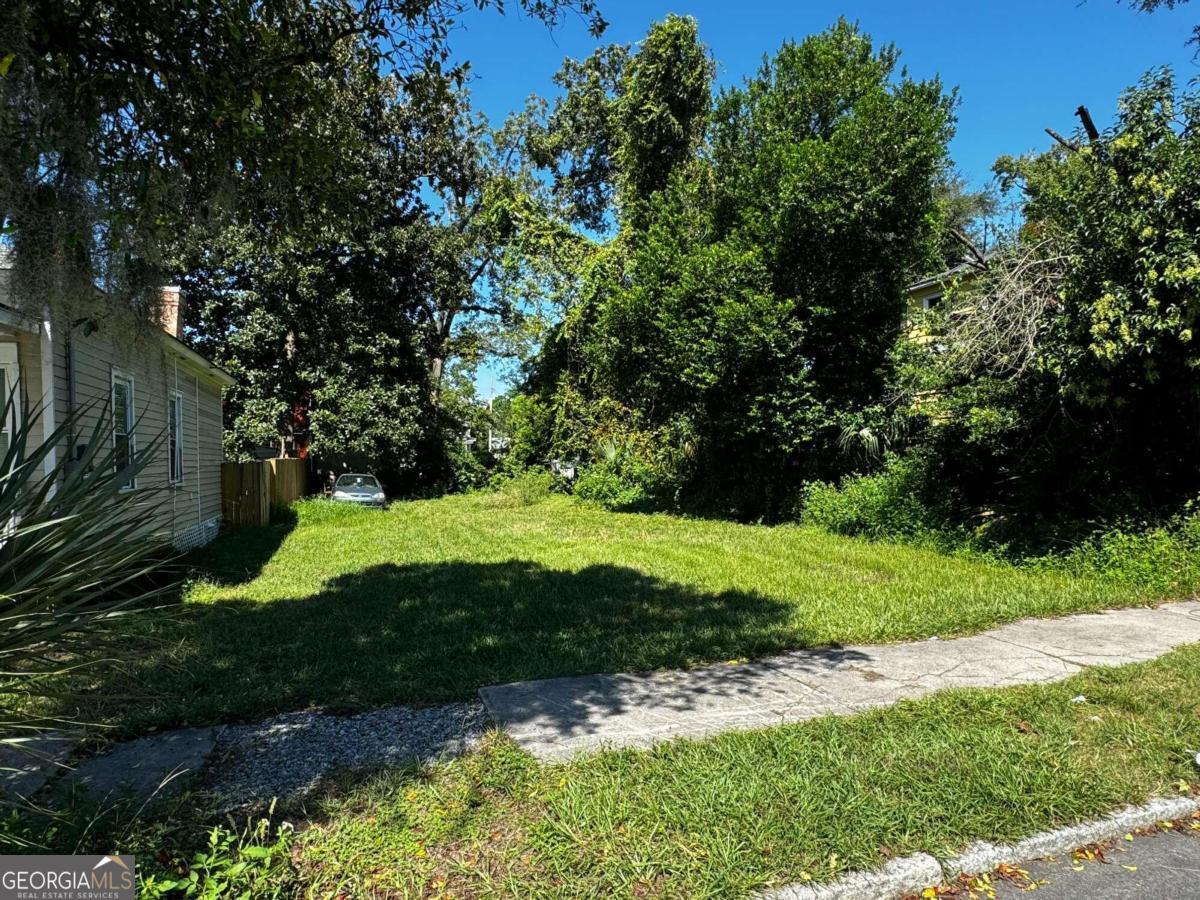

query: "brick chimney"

left=160, top=286, right=185, bottom=338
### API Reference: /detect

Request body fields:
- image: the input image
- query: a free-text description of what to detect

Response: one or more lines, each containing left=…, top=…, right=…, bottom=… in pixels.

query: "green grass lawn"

left=295, top=644, right=1200, bottom=897
left=91, top=492, right=1162, bottom=734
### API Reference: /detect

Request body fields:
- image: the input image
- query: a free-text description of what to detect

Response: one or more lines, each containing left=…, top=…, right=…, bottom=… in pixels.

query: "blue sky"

left=455, top=0, right=1199, bottom=393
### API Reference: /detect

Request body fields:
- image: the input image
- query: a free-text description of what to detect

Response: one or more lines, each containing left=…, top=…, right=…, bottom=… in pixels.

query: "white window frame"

left=111, top=368, right=136, bottom=490
left=0, top=344, right=19, bottom=467
left=167, top=389, right=184, bottom=485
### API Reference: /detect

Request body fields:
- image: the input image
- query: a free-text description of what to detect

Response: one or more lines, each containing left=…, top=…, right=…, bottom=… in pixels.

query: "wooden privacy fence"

left=221, top=458, right=307, bottom=528
left=268, top=458, right=306, bottom=507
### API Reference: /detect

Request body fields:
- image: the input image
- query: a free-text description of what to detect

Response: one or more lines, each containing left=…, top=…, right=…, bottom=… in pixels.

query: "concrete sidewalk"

left=480, top=600, right=1200, bottom=760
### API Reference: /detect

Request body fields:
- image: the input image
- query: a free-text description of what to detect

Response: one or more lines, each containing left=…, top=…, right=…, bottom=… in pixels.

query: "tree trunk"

left=428, top=306, right=455, bottom=404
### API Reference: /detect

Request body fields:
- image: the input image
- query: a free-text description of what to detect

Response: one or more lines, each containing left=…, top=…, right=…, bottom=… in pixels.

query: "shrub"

left=573, top=435, right=678, bottom=511
left=1030, top=507, right=1200, bottom=596
left=798, top=453, right=947, bottom=541
left=575, top=466, right=648, bottom=510
left=488, top=471, right=554, bottom=507
left=800, top=446, right=1200, bottom=597
left=1, top=392, right=172, bottom=771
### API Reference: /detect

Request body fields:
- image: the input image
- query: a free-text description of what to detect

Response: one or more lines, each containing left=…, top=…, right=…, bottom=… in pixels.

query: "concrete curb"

left=760, top=794, right=1200, bottom=900
left=764, top=853, right=942, bottom=899
left=941, top=794, right=1200, bottom=877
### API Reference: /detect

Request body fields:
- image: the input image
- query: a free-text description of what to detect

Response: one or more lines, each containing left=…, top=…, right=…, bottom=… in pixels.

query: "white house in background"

left=0, top=253, right=235, bottom=549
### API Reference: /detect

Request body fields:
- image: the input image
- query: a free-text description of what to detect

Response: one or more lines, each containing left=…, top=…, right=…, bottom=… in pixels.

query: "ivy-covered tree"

left=529, top=14, right=714, bottom=231
left=520, top=19, right=956, bottom=517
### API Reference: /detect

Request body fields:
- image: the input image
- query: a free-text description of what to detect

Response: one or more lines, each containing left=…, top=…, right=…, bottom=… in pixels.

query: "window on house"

left=922, top=292, right=943, bottom=312
left=112, top=370, right=136, bottom=489
left=0, top=344, right=20, bottom=466
left=168, top=391, right=184, bottom=484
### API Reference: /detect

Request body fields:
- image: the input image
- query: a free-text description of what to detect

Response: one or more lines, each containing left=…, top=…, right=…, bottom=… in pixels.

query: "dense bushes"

left=516, top=19, right=956, bottom=519
left=1040, top=511, right=1200, bottom=596
left=505, top=28, right=1200, bottom=575
left=797, top=454, right=1200, bottom=596
left=917, top=70, right=1200, bottom=524
left=798, top=453, right=954, bottom=543
left=794, top=68, right=1200, bottom=567
left=573, top=436, right=679, bottom=510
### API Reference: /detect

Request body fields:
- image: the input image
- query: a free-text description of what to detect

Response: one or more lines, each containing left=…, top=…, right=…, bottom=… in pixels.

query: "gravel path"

left=204, top=701, right=489, bottom=807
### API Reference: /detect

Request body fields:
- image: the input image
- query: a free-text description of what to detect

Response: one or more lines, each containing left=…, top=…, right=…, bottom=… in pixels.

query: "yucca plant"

left=0, top=386, right=173, bottom=792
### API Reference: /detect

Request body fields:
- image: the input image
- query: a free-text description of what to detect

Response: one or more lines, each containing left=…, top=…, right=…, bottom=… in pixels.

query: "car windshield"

left=335, top=474, right=379, bottom=489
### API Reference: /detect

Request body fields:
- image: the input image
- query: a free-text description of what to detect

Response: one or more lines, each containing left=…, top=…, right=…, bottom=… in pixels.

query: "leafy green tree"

left=0, top=0, right=603, bottom=326
left=178, top=56, right=446, bottom=485
left=886, top=69, right=1200, bottom=534
left=530, top=14, right=714, bottom=230
left=420, top=100, right=591, bottom=397
left=710, top=21, right=955, bottom=410
left=522, top=20, right=956, bottom=516
left=929, top=172, right=999, bottom=274
left=995, top=69, right=1200, bottom=396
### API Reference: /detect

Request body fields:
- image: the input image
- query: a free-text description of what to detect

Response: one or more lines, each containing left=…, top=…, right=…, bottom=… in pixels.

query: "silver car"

left=331, top=473, right=387, bottom=507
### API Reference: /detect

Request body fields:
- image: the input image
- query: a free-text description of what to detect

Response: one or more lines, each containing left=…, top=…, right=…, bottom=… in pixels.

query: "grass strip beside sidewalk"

left=296, top=642, right=1200, bottom=898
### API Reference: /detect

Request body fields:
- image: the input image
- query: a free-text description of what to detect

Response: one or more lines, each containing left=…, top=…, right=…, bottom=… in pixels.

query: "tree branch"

left=1075, top=105, right=1100, bottom=143
left=950, top=228, right=989, bottom=271
left=1045, top=128, right=1079, bottom=152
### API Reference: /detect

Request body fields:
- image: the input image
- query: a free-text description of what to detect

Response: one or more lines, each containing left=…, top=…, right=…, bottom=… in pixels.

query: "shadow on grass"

left=182, top=506, right=299, bottom=587
left=96, top=560, right=848, bottom=737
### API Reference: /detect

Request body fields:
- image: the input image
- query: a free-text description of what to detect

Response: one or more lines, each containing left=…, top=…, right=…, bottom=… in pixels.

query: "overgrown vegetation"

left=1, top=791, right=296, bottom=897
left=801, top=456, right=1200, bottom=596
left=513, top=18, right=960, bottom=518
left=139, top=811, right=295, bottom=899
left=495, top=12, right=1200, bottom=566
left=790, top=66, right=1200, bottom=564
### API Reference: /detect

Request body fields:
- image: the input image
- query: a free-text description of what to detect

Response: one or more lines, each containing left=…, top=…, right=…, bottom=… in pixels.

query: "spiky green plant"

left=0, top=388, right=173, bottom=788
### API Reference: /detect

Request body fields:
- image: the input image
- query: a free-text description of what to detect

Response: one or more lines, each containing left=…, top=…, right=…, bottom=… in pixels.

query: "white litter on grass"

left=1070, top=695, right=1087, bottom=703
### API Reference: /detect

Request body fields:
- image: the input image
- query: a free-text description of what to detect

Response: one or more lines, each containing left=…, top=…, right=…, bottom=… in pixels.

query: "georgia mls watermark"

left=0, top=855, right=134, bottom=900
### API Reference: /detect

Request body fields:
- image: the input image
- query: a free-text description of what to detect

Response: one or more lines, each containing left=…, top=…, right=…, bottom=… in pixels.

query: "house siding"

left=50, top=323, right=228, bottom=549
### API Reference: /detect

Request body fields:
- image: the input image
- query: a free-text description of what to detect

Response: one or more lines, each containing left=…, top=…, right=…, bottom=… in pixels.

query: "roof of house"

left=161, top=329, right=236, bottom=387
left=906, top=258, right=989, bottom=294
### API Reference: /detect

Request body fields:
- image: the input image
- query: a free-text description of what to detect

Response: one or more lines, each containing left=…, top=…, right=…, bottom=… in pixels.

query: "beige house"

left=0, top=256, right=234, bottom=550
left=905, top=259, right=984, bottom=316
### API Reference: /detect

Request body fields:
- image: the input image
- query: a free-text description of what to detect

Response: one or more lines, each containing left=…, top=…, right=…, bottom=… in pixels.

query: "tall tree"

left=893, top=68, right=1200, bottom=528
left=180, top=60, right=449, bottom=484
left=529, top=14, right=714, bottom=231
left=0, top=0, right=603, bottom=326
left=420, top=102, right=584, bottom=396
left=521, top=20, right=955, bottom=516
